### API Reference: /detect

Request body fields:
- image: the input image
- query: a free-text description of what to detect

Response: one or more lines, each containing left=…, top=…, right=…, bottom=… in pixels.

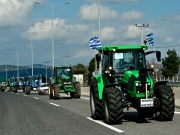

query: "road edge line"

left=49, top=102, right=60, bottom=107
left=86, top=117, right=124, bottom=133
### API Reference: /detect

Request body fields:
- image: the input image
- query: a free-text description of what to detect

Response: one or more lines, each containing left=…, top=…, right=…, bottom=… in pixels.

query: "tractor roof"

left=97, top=45, right=148, bottom=52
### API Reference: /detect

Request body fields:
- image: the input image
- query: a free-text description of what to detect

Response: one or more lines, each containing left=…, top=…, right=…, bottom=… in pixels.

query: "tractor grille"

left=136, top=83, right=150, bottom=94
left=63, top=79, right=71, bottom=84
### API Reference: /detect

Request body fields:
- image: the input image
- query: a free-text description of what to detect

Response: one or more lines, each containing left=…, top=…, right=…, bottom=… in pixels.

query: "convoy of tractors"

left=0, top=43, right=176, bottom=125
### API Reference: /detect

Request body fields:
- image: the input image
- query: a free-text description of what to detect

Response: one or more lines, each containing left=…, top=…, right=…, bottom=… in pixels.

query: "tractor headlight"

left=109, top=66, right=112, bottom=70
left=64, top=81, right=71, bottom=84
left=136, top=83, right=141, bottom=86
left=148, top=83, right=150, bottom=85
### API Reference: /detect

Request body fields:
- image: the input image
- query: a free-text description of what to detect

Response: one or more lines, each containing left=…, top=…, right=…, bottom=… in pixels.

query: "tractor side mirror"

left=95, top=53, right=101, bottom=62
left=156, top=51, right=161, bottom=62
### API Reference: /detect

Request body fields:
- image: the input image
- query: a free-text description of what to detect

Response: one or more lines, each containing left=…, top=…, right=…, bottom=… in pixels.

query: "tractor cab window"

left=57, top=68, right=72, bottom=77
left=113, top=50, right=146, bottom=73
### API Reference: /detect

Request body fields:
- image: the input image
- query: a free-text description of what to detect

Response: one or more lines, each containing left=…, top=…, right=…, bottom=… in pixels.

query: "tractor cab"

left=54, top=66, right=72, bottom=78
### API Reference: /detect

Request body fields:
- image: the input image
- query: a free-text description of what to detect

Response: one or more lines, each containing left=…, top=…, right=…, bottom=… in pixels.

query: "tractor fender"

left=154, top=81, right=168, bottom=88
left=102, top=83, right=121, bottom=98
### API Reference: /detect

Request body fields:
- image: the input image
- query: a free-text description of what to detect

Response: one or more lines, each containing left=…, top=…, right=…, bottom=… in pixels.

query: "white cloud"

left=125, top=25, right=141, bottom=39
left=164, top=37, right=175, bottom=43
left=79, top=3, right=118, bottom=21
left=21, top=18, right=120, bottom=48
left=73, top=49, right=94, bottom=58
left=0, top=0, right=42, bottom=27
left=121, top=11, right=143, bottom=21
left=20, top=18, right=97, bottom=45
left=101, top=27, right=116, bottom=41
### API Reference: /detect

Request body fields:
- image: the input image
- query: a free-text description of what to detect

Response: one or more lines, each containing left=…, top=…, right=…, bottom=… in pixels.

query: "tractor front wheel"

left=103, top=87, right=123, bottom=125
left=14, top=86, right=18, bottom=93
left=90, top=78, right=103, bottom=120
left=25, top=86, right=31, bottom=95
left=155, top=84, right=175, bottom=121
left=53, top=84, right=59, bottom=100
left=73, top=82, right=81, bottom=98
left=49, top=86, right=53, bottom=99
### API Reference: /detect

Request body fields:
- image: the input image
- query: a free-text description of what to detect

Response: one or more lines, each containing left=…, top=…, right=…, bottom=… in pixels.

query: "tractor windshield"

left=57, top=68, right=72, bottom=77
left=113, top=50, right=146, bottom=73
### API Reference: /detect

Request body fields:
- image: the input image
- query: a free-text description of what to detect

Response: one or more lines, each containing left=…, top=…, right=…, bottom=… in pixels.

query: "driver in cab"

left=115, top=53, right=135, bottom=72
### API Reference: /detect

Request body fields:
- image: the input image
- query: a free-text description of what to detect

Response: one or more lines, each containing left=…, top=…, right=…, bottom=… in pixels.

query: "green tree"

left=73, top=63, right=87, bottom=74
left=161, top=49, right=180, bottom=78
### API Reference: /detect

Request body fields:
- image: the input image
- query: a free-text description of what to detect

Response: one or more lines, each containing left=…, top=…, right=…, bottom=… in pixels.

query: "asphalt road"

left=1, top=90, right=180, bottom=135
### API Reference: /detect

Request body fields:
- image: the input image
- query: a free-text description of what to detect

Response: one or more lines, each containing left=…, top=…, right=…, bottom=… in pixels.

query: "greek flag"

left=89, top=36, right=102, bottom=49
left=146, top=33, right=155, bottom=46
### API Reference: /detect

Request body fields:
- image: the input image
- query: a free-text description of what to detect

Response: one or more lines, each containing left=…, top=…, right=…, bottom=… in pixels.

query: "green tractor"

left=48, top=66, right=81, bottom=99
left=6, top=78, right=15, bottom=92
left=90, top=44, right=175, bottom=124
left=0, top=77, right=7, bottom=92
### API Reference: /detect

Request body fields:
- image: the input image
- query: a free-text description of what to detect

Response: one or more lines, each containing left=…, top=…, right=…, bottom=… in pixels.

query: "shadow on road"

left=122, top=111, right=152, bottom=124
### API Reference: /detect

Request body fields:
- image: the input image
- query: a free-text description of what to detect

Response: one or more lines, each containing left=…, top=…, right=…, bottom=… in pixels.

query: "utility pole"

left=135, top=24, right=149, bottom=45
left=62, top=55, right=70, bottom=66
left=95, top=0, right=101, bottom=70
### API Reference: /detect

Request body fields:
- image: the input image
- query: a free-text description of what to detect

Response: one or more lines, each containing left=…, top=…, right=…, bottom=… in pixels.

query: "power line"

left=149, top=44, right=180, bottom=48
left=102, top=10, right=180, bottom=44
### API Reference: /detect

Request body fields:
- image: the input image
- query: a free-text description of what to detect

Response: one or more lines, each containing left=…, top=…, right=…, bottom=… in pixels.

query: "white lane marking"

left=50, top=102, right=60, bottom=107
left=33, top=97, right=39, bottom=99
left=87, top=117, right=124, bottom=133
left=81, top=97, right=89, bottom=100
left=24, top=95, right=27, bottom=96
left=16, top=93, right=19, bottom=94
left=175, top=111, right=180, bottom=114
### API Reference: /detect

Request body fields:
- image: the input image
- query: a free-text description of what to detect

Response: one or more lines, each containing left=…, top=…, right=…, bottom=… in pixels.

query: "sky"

left=0, top=0, right=180, bottom=67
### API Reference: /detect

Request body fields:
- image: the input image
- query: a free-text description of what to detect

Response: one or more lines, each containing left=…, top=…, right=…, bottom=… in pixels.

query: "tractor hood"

left=123, top=70, right=152, bottom=83
left=61, top=75, right=70, bottom=80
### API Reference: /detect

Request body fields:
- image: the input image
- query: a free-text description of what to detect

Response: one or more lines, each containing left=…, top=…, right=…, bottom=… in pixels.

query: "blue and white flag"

left=146, top=33, right=155, bottom=46
left=89, top=36, right=102, bottom=49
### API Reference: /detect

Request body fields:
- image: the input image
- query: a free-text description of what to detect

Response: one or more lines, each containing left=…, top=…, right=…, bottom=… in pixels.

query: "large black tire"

left=1, top=88, right=5, bottom=92
left=90, top=78, right=104, bottom=120
left=23, top=86, right=25, bottom=92
left=155, top=84, right=175, bottom=121
left=25, top=86, right=31, bottom=95
left=53, top=84, right=59, bottom=100
left=73, top=82, right=81, bottom=98
left=14, top=86, right=18, bottom=93
left=103, top=87, right=123, bottom=124
left=49, top=86, right=53, bottom=99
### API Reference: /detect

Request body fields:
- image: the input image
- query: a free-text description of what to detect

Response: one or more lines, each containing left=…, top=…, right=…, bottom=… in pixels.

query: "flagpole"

left=94, top=0, right=101, bottom=71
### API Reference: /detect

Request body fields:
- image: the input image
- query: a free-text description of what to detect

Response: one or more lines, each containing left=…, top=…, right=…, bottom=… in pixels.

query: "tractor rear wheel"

left=103, top=87, right=123, bottom=124
left=25, top=86, right=31, bottom=95
left=53, top=84, right=59, bottom=100
left=73, top=82, right=81, bottom=98
left=90, top=78, right=104, bottom=120
left=155, top=84, right=175, bottom=121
